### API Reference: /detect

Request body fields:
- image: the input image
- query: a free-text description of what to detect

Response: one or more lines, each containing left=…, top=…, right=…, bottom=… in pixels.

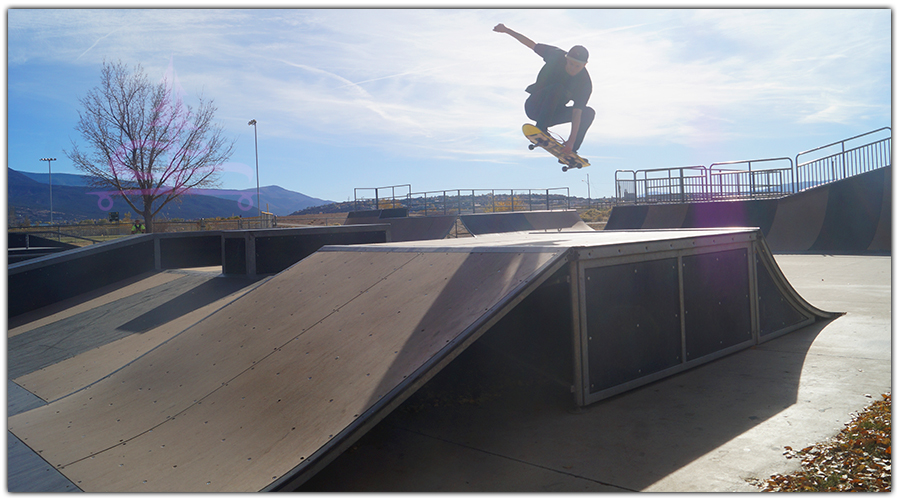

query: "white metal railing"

left=615, top=166, right=708, bottom=204
left=353, top=186, right=573, bottom=215
left=707, top=158, right=794, bottom=201
left=795, top=127, right=891, bottom=192
left=616, top=127, right=890, bottom=205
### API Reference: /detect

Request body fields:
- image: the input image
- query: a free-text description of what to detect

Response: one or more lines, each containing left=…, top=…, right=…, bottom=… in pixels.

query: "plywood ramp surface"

left=9, top=247, right=564, bottom=492
left=13, top=282, right=260, bottom=403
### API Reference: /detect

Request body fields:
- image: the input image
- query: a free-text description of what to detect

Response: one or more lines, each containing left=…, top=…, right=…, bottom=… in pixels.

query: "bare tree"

left=67, top=60, right=234, bottom=232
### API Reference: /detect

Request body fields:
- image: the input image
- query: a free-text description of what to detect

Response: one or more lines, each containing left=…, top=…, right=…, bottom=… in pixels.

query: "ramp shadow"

left=300, top=265, right=834, bottom=492
left=116, top=275, right=259, bottom=334
left=8, top=274, right=261, bottom=380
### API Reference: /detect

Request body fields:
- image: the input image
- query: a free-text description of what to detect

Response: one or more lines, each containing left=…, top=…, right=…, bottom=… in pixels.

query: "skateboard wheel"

left=561, top=166, right=569, bottom=172
left=528, top=144, right=536, bottom=150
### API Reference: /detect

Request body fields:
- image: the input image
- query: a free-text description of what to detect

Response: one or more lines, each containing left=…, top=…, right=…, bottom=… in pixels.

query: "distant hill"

left=18, top=171, right=98, bottom=187
left=8, top=168, right=334, bottom=223
left=292, top=201, right=359, bottom=215
left=217, top=185, right=332, bottom=216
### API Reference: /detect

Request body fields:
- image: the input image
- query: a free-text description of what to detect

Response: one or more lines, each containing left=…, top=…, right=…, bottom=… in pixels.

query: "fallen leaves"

left=761, top=393, right=891, bottom=492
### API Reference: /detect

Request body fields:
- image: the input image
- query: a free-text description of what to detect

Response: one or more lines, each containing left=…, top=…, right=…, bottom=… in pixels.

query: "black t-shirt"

left=526, top=43, right=592, bottom=110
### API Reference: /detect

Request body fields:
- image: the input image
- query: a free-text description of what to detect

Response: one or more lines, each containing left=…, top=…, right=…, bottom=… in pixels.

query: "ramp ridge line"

left=318, top=244, right=566, bottom=254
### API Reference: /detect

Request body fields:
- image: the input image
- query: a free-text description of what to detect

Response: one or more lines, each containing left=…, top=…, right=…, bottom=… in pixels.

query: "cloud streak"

left=75, top=27, right=124, bottom=61
left=7, top=8, right=890, bottom=201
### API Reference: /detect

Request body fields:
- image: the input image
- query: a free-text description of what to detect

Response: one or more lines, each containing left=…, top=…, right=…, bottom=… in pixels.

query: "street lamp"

left=248, top=119, right=260, bottom=218
left=582, top=173, right=591, bottom=210
left=39, top=157, right=56, bottom=224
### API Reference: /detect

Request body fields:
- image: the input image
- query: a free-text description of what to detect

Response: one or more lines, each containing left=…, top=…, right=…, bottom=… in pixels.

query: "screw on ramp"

left=7, top=230, right=836, bottom=492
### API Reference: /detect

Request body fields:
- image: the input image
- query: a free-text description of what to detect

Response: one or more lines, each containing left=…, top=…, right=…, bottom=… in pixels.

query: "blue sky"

left=6, top=7, right=891, bottom=207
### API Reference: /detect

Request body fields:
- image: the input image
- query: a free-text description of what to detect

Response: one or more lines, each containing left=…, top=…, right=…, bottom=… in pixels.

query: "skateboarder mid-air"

left=493, top=23, right=595, bottom=157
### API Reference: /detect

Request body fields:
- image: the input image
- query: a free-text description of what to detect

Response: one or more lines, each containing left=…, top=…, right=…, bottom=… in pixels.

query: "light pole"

left=39, top=157, right=56, bottom=224
left=248, top=119, right=260, bottom=218
left=582, top=173, right=591, bottom=210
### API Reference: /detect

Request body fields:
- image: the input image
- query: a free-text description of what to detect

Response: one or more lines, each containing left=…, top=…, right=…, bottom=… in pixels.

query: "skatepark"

left=7, top=128, right=891, bottom=492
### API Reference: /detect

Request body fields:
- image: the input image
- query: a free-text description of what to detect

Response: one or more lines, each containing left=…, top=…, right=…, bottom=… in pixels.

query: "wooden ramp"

left=8, top=240, right=569, bottom=492
left=8, top=230, right=834, bottom=492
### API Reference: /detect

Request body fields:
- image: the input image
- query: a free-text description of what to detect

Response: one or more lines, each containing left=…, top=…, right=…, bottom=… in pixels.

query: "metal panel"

left=583, top=258, right=682, bottom=394
left=682, top=249, right=752, bottom=361
left=222, top=235, right=247, bottom=275
left=573, top=233, right=796, bottom=405
left=755, top=253, right=816, bottom=340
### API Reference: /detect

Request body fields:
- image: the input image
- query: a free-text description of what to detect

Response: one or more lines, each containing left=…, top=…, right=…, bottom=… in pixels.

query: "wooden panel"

left=9, top=248, right=560, bottom=492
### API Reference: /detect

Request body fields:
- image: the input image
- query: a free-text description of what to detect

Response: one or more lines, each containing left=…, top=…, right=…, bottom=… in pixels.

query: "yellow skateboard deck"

left=522, top=123, right=590, bottom=172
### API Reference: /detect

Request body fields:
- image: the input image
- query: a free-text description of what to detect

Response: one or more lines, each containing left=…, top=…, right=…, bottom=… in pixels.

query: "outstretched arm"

left=563, top=108, right=582, bottom=155
left=493, top=23, right=536, bottom=50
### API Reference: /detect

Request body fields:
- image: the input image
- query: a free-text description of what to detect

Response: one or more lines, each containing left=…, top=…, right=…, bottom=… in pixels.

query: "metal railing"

left=615, top=166, right=708, bottom=204
left=353, top=184, right=412, bottom=212
left=707, top=158, right=793, bottom=201
left=795, top=127, right=891, bottom=191
left=353, top=186, right=573, bottom=215
left=615, top=127, right=890, bottom=205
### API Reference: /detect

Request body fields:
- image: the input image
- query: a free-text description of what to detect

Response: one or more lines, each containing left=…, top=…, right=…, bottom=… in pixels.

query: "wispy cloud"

left=7, top=8, right=890, bottom=198
left=75, top=27, right=124, bottom=61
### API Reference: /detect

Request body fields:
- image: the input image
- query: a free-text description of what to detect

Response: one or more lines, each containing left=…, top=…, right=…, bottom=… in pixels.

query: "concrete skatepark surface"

left=7, top=226, right=890, bottom=491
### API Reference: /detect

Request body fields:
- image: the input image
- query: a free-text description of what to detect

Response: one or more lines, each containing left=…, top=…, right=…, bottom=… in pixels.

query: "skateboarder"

left=493, top=23, right=595, bottom=156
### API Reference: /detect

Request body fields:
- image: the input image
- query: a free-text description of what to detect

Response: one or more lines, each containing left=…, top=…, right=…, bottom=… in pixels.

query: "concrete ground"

left=299, top=254, right=891, bottom=492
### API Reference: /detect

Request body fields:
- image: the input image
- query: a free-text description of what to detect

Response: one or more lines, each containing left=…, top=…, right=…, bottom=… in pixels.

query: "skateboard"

left=522, top=123, right=590, bottom=172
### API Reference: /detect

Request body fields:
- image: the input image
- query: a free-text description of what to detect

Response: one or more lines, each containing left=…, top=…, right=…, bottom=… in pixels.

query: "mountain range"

left=8, top=168, right=334, bottom=224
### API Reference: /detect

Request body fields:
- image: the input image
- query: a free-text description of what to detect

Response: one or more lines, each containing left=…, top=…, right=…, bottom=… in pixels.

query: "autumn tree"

left=67, top=60, right=234, bottom=232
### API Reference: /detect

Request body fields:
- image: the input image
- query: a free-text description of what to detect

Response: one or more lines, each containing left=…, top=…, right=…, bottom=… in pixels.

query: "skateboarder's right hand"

left=493, top=24, right=536, bottom=50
